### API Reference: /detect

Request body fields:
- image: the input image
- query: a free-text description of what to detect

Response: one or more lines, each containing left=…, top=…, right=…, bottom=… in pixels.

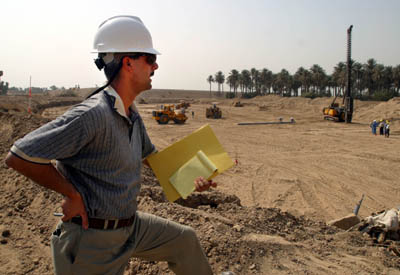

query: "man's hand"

left=61, top=192, right=89, bottom=230
left=5, top=153, right=89, bottom=229
left=194, top=176, right=217, bottom=192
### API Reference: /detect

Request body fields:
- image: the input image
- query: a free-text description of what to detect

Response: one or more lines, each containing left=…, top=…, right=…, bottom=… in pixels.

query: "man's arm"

left=4, top=152, right=89, bottom=229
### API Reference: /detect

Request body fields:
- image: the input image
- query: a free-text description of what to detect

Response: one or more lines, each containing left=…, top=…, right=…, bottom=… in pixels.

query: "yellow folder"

left=146, top=124, right=234, bottom=202
left=169, top=150, right=218, bottom=199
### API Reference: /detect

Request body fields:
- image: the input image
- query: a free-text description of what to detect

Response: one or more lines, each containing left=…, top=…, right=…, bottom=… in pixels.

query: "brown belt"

left=70, top=215, right=135, bottom=230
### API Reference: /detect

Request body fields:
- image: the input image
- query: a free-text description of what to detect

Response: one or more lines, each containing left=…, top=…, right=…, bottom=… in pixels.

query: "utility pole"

left=28, top=76, right=32, bottom=114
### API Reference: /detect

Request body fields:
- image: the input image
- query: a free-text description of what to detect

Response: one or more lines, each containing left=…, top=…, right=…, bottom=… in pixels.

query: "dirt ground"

left=1, top=90, right=400, bottom=274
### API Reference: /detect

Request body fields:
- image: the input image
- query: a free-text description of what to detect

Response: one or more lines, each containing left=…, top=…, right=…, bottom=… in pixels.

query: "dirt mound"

left=355, top=97, right=400, bottom=124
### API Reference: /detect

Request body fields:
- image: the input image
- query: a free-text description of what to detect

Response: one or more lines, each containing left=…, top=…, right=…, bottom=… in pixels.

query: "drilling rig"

left=322, top=25, right=353, bottom=123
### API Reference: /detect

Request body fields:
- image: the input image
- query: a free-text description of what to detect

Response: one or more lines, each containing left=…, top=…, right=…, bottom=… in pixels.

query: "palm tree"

left=274, top=69, right=291, bottom=96
left=260, top=68, right=273, bottom=94
left=309, top=64, right=327, bottom=95
left=381, top=66, right=393, bottom=91
left=214, top=71, right=225, bottom=96
left=207, top=75, right=214, bottom=97
left=240, top=70, right=251, bottom=94
left=325, top=75, right=336, bottom=97
left=228, top=69, right=240, bottom=97
left=250, top=68, right=260, bottom=94
left=393, top=64, right=400, bottom=94
left=372, top=64, right=385, bottom=91
left=352, top=61, right=364, bottom=97
left=294, top=67, right=311, bottom=96
left=363, top=58, right=377, bottom=96
left=332, top=62, right=346, bottom=96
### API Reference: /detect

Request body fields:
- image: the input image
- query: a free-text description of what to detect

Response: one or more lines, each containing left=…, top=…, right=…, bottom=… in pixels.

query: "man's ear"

left=122, top=56, right=129, bottom=66
left=122, top=57, right=133, bottom=71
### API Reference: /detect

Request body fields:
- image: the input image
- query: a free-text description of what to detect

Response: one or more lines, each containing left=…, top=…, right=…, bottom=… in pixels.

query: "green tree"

left=227, top=69, right=240, bottom=97
left=214, top=71, right=225, bottom=96
left=207, top=75, right=214, bottom=97
left=393, top=64, right=400, bottom=94
left=260, top=68, right=273, bottom=94
left=294, top=67, right=311, bottom=96
left=0, top=81, right=8, bottom=95
left=250, top=68, right=260, bottom=94
left=332, top=62, right=346, bottom=96
left=309, top=64, right=327, bottom=95
left=274, top=69, right=291, bottom=96
left=240, top=70, right=251, bottom=94
left=352, top=61, right=364, bottom=98
left=363, top=58, right=377, bottom=96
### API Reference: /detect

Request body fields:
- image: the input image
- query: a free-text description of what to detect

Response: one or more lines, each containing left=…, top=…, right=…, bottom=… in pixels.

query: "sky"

left=1, top=0, right=399, bottom=91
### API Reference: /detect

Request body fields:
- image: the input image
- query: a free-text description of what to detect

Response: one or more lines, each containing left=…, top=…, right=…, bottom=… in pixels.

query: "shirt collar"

left=104, top=86, right=138, bottom=118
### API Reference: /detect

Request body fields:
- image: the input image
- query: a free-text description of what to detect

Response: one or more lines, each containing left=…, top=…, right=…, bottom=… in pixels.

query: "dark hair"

left=87, top=53, right=144, bottom=99
left=87, top=54, right=125, bottom=98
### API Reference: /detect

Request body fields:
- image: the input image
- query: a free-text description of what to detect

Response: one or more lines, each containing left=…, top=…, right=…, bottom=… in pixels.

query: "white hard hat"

left=93, top=15, right=160, bottom=55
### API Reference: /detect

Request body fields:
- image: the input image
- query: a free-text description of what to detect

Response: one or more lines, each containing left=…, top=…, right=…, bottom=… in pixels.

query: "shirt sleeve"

left=140, top=119, right=156, bottom=159
left=11, top=109, right=90, bottom=164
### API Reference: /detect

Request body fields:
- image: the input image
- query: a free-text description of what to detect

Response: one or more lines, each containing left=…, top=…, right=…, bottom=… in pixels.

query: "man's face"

left=129, top=54, right=158, bottom=91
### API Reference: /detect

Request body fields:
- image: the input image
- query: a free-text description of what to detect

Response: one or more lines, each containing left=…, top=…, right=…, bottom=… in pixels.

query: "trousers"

left=51, top=211, right=213, bottom=275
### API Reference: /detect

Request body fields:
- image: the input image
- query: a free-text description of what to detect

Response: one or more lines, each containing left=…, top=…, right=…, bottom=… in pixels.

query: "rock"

left=2, top=230, right=10, bottom=237
left=327, top=213, right=361, bottom=230
left=233, top=224, right=242, bottom=232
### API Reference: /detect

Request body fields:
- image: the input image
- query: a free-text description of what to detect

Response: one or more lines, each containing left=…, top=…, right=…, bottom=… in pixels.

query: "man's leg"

left=51, top=221, right=133, bottom=275
left=129, top=211, right=213, bottom=275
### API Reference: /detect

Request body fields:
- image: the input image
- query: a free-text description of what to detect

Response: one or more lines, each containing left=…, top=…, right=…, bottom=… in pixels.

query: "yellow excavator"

left=152, top=104, right=188, bottom=124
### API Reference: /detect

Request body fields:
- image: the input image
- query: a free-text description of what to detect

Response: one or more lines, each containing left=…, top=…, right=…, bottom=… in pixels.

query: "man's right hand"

left=5, top=152, right=89, bottom=229
left=61, top=192, right=89, bottom=230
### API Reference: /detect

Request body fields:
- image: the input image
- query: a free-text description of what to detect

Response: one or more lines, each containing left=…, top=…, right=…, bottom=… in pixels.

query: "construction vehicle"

left=175, top=101, right=191, bottom=109
left=323, top=25, right=354, bottom=123
left=206, top=104, right=222, bottom=119
left=152, top=104, right=188, bottom=124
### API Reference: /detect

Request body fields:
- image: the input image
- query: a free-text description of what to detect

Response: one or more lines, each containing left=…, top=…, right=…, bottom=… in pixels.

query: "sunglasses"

left=128, top=53, right=157, bottom=65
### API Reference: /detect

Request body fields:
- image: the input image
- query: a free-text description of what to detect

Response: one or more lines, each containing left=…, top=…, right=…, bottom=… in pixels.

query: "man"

left=385, top=121, right=390, bottom=138
left=379, top=119, right=385, bottom=135
left=370, top=119, right=378, bottom=135
left=5, top=15, right=214, bottom=275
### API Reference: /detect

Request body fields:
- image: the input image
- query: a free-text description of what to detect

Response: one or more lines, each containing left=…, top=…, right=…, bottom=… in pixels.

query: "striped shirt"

left=11, top=88, right=155, bottom=219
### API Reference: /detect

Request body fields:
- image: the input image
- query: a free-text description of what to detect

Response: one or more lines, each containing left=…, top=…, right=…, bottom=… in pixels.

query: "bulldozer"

left=233, top=101, right=243, bottom=107
left=152, top=104, right=188, bottom=124
left=323, top=25, right=354, bottom=123
left=206, top=104, right=222, bottom=119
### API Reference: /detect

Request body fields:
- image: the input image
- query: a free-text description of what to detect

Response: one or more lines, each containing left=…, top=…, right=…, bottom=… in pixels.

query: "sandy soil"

left=1, top=90, right=400, bottom=274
